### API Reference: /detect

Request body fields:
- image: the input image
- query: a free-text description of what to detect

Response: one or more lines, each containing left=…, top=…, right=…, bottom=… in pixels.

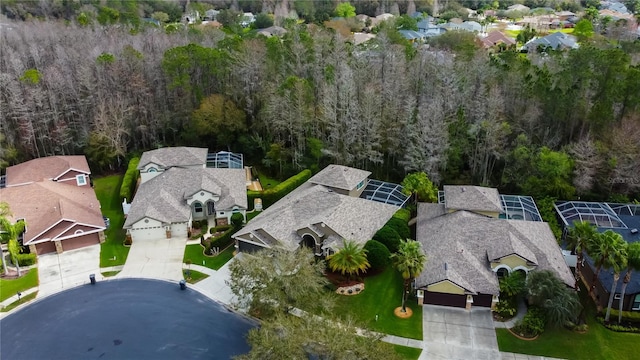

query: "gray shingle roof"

left=138, top=147, right=207, bottom=170
left=124, top=167, right=247, bottom=227
left=234, top=183, right=398, bottom=251
left=416, top=203, right=574, bottom=295
left=443, top=185, right=503, bottom=213
left=308, top=165, right=371, bottom=191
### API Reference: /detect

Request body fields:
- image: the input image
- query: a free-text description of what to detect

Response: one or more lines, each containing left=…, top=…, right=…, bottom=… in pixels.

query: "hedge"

left=204, top=225, right=234, bottom=255
left=364, top=240, right=391, bottom=271
left=247, top=169, right=312, bottom=210
left=606, top=309, right=640, bottom=323
left=119, top=157, right=140, bottom=202
left=384, top=217, right=411, bottom=240
left=16, top=253, right=37, bottom=266
left=392, top=208, right=411, bottom=222
left=372, top=226, right=401, bottom=253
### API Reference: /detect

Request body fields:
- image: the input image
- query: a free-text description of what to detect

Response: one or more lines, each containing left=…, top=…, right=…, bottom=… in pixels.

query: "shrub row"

left=247, top=169, right=312, bottom=210
left=392, top=208, right=411, bottom=222
left=204, top=225, right=234, bottom=255
left=120, top=157, right=140, bottom=202
left=364, top=240, right=390, bottom=271
left=606, top=308, right=640, bottom=323
left=596, top=317, right=640, bottom=333
left=16, top=253, right=37, bottom=266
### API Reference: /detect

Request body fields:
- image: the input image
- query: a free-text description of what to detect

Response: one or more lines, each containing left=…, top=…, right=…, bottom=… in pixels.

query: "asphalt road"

left=0, top=279, right=256, bottom=360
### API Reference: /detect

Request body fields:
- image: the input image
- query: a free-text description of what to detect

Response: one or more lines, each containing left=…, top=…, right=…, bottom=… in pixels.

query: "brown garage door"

left=62, top=233, right=100, bottom=252
left=35, top=241, right=57, bottom=255
left=424, top=291, right=466, bottom=308
left=473, top=294, right=493, bottom=307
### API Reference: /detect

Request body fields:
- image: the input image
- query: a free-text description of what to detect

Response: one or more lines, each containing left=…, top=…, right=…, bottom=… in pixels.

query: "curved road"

left=0, top=279, right=256, bottom=359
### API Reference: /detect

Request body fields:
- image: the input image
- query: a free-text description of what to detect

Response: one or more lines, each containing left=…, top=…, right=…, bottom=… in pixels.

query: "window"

left=194, top=202, right=203, bottom=213
left=76, top=174, right=87, bottom=186
left=633, top=294, right=640, bottom=311
left=496, top=268, right=509, bottom=278
left=357, top=180, right=366, bottom=190
left=74, top=229, right=84, bottom=235
left=148, top=167, right=157, bottom=172
left=614, top=294, right=622, bottom=300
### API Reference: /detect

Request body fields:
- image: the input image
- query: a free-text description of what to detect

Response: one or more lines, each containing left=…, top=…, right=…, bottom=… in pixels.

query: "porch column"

left=465, top=295, right=473, bottom=310
left=417, top=290, right=424, bottom=305
left=98, top=231, right=106, bottom=244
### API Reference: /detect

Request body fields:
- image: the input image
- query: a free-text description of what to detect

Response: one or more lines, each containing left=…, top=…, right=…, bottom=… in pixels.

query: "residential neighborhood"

left=1, top=0, right=640, bottom=359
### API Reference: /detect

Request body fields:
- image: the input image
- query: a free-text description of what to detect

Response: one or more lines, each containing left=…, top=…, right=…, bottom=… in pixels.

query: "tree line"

left=0, top=16, right=639, bottom=201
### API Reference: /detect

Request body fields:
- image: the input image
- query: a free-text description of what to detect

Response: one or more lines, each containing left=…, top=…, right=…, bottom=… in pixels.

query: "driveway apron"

left=117, top=237, right=186, bottom=281
left=37, top=244, right=101, bottom=297
left=421, top=305, right=500, bottom=360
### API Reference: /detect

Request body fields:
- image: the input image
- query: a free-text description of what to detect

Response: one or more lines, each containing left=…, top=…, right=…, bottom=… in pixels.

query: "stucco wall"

left=427, top=280, right=466, bottom=295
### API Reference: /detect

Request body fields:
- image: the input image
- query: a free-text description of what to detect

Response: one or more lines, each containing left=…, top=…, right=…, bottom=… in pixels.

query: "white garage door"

left=131, top=225, right=166, bottom=241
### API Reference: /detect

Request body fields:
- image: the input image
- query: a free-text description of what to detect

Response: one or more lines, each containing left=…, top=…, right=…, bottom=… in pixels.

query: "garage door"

left=35, top=241, right=57, bottom=255
left=473, top=294, right=493, bottom=307
left=424, top=291, right=466, bottom=308
left=131, top=226, right=166, bottom=241
left=62, top=233, right=100, bottom=252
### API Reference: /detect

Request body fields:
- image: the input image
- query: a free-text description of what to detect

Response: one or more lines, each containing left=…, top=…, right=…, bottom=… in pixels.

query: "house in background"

left=415, top=186, right=574, bottom=309
left=555, top=201, right=640, bottom=312
left=525, top=32, right=579, bottom=52
left=124, top=147, right=247, bottom=243
left=480, top=31, right=516, bottom=49
left=0, top=156, right=105, bottom=254
left=233, top=165, right=408, bottom=255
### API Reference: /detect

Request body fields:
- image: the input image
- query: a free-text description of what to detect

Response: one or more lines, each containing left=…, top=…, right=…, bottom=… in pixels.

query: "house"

left=124, top=147, right=247, bottom=243
left=0, top=156, right=106, bottom=254
left=204, top=9, right=219, bottom=21
left=480, top=31, right=516, bottom=48
left=507, top=4, right=530, bottom=13
left=241, top=12, right=255, bottom=27
left=399, top=29, right=428, bottom=42
left=233, top=165, right=407, bottom=255
left=417, top=19, right=446, bottom=37
left=256, top=25, right=288, bottom=37
left=525, top=32, right=579, bottom=52
left=415, top=186, right=574, bottom=309
left=555, top=201, right=640, bottom=312
left=555, top=11, right=575, bottom=21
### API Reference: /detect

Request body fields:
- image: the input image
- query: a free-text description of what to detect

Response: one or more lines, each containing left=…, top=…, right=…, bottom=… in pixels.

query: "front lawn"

left=94, top=175, right=130, bottom=267
left=0, top=269, right=38, bottom=302
left=391, top=344, right=422, bottom=359
left=497, top=289, right=640, bottom=359
left=332, top=267, right=423, bottom=340
left=183, top=244, right=235, bottom=270
left=184, top=269, right=208, bottom=284
left=257, top=173, right=281, bottom=190
left=1, top=292, right=38, bottom=312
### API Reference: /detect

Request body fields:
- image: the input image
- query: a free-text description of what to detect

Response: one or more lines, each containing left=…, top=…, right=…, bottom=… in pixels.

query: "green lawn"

left=184, top=269, right=209, bottom=284
left=257, top=173, right=281, bottom=190
left=101, top=271, right=120, bottom=277
left=1, top=292, right=37, bottom=312
left=94, top=175, right=130, bottom=267
left=332, top=267, right=423, bottom=340
left=497, top=291, right=640, bottom=360
left=183, top=244, right=235, bottom=270
left=391, top=344, right=422, bottom=359
left=0, top=269, right=38, bottom=302
left=246, top=211, right=261, bottom=222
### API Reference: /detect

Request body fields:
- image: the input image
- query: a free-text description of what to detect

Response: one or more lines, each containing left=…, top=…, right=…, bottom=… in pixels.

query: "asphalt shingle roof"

left=444, top=185, right=503, bottom=213
left=6, top=156, right=90, bottom=185
left=138, top=147, right=207, bottom=170
left=307, top=165, right=371, bottom=191
left=124, top=167, right=247, bottom=227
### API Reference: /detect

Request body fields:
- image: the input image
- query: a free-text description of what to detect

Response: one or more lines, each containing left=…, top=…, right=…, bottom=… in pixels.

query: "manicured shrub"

left=230, top=212, right=244, bottom=228
left=608, top=309, right=640, bottom=323
left=247, top=169, right=312, bottom=210
left=392, top=208, right=411, bottom=222
left=513, top=307, right=546, bottom=337
left=372, top=226, right=401, bottom=253
left=119, top=157, right=140, bottom=202
left=16, top=253, right=37, bottom=266
left=364, top=240, right=391, bottom=271
left=384, top=217, right=410, bottom=240
left=205, top=225, right=234, bottom=254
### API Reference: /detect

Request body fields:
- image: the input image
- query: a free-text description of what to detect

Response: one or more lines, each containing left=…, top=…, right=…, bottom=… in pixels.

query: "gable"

left=55, top=223, right=104, bottom=240
left=426, top=280, right=467, bottom=295
left=490, top=254, right=534, bottom=270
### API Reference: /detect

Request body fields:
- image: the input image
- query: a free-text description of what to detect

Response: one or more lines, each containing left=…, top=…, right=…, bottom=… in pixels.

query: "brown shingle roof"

left=0, top=181, right=104, bottom=244
left=6, top=156, right=90, bottom=186
left=481, top=31, right=516, bottom=48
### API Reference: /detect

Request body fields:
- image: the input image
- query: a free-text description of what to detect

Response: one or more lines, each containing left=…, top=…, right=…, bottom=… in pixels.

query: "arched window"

left=194, top=202, right=203, bottom=214
left=301, top=234, right=316, bottom=249
left=496, top=268, right=509, bottom=278
left=148, top=167, right=157, bottom=173
left=74, top=229, right=84, bottom=235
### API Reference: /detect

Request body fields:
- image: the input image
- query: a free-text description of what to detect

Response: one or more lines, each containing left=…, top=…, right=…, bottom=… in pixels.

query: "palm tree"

left=618, top=242, right=640, bottom=323
left=0, top=212, right=27, bottom=277
left=526, top=270, right=581, bottom=327
left=604, top=241, right=627, bottom=322
left=587, top=230, right=627, bottom=310
left=566, top=221, right=597, bottom=288
left=327, top=240, right=370, bottom=281
left=391, top=239, right=427, bottom=312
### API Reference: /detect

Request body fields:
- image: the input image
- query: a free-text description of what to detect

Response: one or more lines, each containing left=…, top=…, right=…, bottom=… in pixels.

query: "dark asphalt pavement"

left=0, top=279, right=256, bottom=360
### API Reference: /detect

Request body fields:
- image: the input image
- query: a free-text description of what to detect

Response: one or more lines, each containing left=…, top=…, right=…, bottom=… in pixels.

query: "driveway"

left=38, top=244, right=101, bottom=297
left=421, top=305, right=500, bottom=360
left=117, top=238, right=186, bottom=281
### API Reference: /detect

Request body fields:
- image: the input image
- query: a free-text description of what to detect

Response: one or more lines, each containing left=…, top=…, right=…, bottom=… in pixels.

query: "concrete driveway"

left=421, top=305, right=500, bottom=360
left=38, top=244, right=101, bottom=297
left=117, top=238, right=186, bottom=281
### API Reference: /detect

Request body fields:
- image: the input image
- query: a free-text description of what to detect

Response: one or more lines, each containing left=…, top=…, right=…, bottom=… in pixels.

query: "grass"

left=183, top=244, right=235, bottom=270
left=184, top=269, right=209, bottom=284
left=0, top=269, right=39, bottom=302
left=504, top=27, right=573, bottom=39
left=391, top=344, right=422, bottom=359
left=246, top=211, right=261, bottom=222
left=101, top=271, right=120, bottom=277
left=332, top=267, right=422, bottom=340
left=257, top=173, right=281, bottom=190
left=496, top=288, right=640, bottom=360
left=1, top=292, right=37, bottom=312
left=94, top=175, right=130, bottom=267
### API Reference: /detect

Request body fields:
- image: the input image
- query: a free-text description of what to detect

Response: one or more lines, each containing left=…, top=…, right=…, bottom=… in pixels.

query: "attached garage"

left=35, top=241, right=57, bottom=255
left=473, top=293, right=494, bottom=307
left=237, top=240, right=266, bottom=253
left=61, top=233, right=101, bottom=252
left=423, top=291, right=466, bottom=308
left=129, top=218, right=166, bottom=241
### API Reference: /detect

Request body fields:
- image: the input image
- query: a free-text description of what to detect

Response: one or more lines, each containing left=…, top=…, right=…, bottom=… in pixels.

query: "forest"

left=0, top=0, right=639, bottom=204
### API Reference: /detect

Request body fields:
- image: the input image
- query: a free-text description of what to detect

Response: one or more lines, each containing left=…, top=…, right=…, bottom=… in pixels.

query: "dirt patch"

left=394, top=307, right=413, bottom=318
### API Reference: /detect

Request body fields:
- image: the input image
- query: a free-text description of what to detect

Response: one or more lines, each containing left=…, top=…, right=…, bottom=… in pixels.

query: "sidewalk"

left=0, top=287, right=39, bottom=310
left=493, top=298, right=527, bottom=329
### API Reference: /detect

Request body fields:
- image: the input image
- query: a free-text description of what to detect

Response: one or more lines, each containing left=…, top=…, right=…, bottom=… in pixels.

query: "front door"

left=206, top=201, right=215, bottom=216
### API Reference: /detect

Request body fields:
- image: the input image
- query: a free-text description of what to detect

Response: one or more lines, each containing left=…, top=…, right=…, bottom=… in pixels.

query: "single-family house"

left=415, top=186, right=574, bottom=309
left=525, top=32, right=579, bottom=52
left=399, top=29, right=428, bottom=42
left=480, top=31, right=516, bottom=48
left=555, top=11, right=575, bottom=21
left=124, top=147, right=247, bottom=243
left=555, top=201, right=640, bottom=312
left=507, top=4, right=530, bottom=13
left=417, top=19, right=446, bottom=37
left=204, top=9, right=219, bottom=21
left=233, top=165, right=407, bottom=255
left=0, top=156, right=106, bottom=254
left=256, top=25, right=288, bottom=37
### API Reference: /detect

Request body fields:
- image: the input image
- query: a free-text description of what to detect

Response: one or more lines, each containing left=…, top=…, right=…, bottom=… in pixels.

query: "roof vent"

left=632, top=228, right=639, bottom=234
left=444, top=262, right=448, bottom=271
left=461, top=187, right=466, bottom=192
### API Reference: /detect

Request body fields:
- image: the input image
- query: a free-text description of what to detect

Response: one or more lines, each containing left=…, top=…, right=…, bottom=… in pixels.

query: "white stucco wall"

left=186, top=190, right=220, bottom=206
left=171, top=222, right=188, bottom=238
left=129, top=217, right=165, bottom=241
